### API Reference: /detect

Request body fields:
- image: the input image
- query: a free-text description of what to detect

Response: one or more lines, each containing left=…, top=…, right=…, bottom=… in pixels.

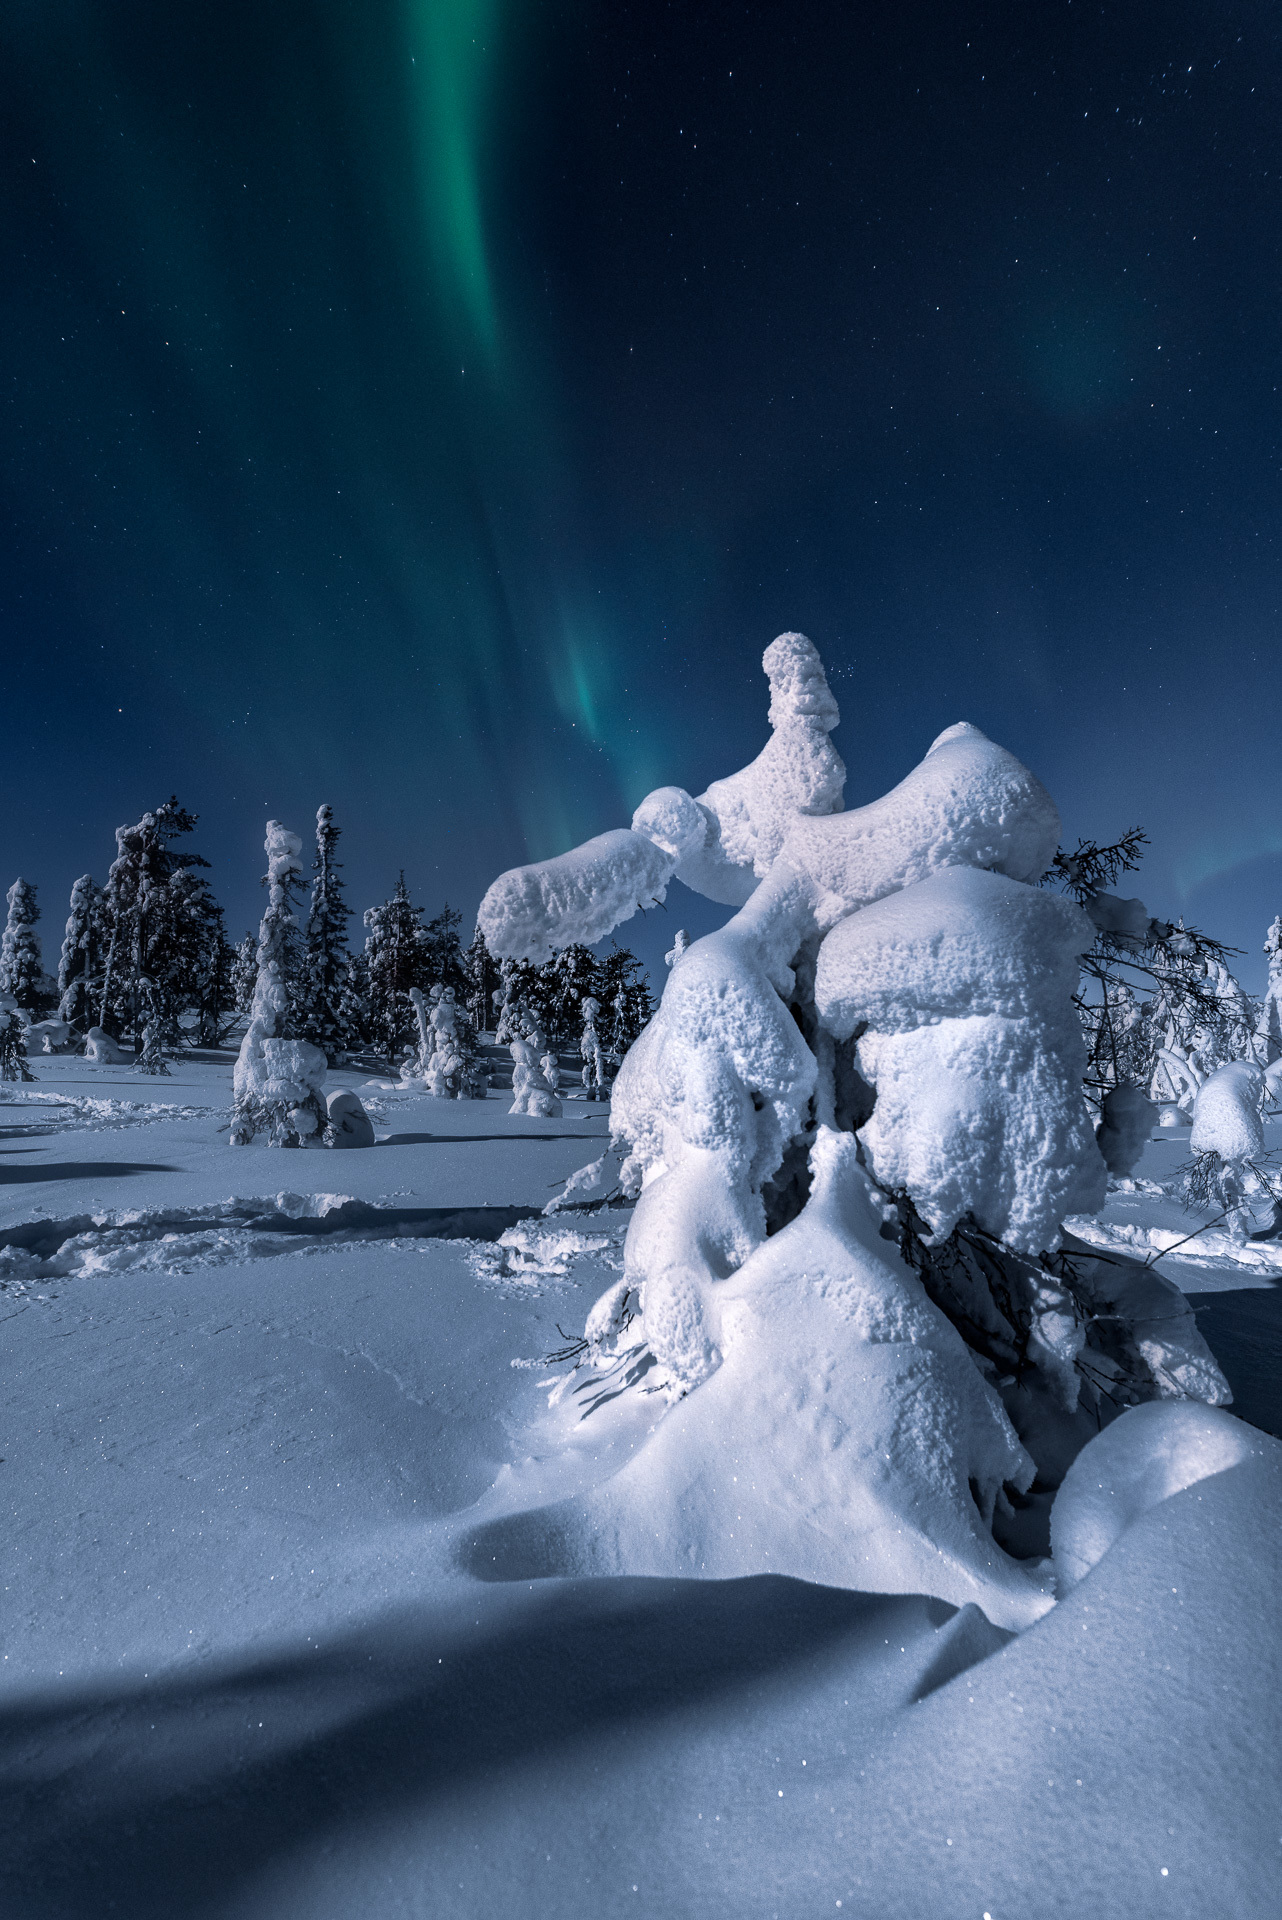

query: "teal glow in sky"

left=4, top=1, right=1282, bottom=984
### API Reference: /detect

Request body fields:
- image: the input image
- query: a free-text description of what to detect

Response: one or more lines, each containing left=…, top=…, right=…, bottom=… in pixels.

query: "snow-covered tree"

left=98, top=799, right=224, bottom=1048
left=1044, top=831, right=1250, bottom=1122
left=232, top=933, right=258, bottom=1015
left=463, top=924, right=499, bottom=1033
left=538, top=944, right=599, bottom=1047
left=363, top=875, right=433, bottom=1062
left=0, top=880, right=45, bottom=1015
left=190, top=925, right=239, bottom=1048
left=300, top=805, right=359, bottom=1062
left=231, top=821, right=328, bottom=1147
left=474, top=634, right=1232, bottom=1623
left=579, top=994, right=607, bottom=1100
left=422, top=903, right=467, bottom=996
left=508, top=1025, right=561, bottom=1117
left=1256, top=915, right=1282, bottom=1065
left=494, top=956, right=541, bottom=1044
left=416, top=984, right=485, bottom=1097
left=596, top=945, right=653, bottom=1058
left=57, top=876, right=105, bottom=1034
left=0, top=998, right=34, bottom=1082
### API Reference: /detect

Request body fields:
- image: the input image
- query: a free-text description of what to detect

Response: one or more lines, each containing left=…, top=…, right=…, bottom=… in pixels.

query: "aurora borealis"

left=4, top=2, right=1282, bottom=977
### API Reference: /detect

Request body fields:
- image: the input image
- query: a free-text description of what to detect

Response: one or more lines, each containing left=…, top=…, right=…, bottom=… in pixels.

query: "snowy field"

left=1, top=1056, right=1278, bottom=1919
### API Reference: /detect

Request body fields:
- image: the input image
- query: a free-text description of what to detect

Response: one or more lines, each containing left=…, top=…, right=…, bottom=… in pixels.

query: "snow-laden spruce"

left=231, top=821, right=329, bottom=1147
left=477, top=633, right=1230, bottom=1622
left=0, top=879, right=44, bottom=1014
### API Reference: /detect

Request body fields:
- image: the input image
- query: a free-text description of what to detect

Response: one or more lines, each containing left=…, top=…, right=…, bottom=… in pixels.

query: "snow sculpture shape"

left=475, top=635, right=1133, bottom=1617
left=1050, top=1401, right=1260, bottom=1593
left=84, top=1025, right=126, bottom=1064
left=509, top=1033, right=562, bottom=1118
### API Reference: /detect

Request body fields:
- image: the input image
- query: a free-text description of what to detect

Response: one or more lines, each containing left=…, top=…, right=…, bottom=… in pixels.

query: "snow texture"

left=1050, top=1399, right=1262, bottom=1591
left=477, top=829, right=675, bottom=963
left=815, top=867, right=1105, bottom=1250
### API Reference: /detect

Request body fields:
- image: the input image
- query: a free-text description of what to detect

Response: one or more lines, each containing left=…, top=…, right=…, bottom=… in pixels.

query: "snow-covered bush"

left=476, top=634, right=1233, bottom=1619
left=1183, top=1060, right=1271, bottom=1237
left=231, top=822, right=329, bottom=1147
left=85, top=1025, right=126, bottom=1064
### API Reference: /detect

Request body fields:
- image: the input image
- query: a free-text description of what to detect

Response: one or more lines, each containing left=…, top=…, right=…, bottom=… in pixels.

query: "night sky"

left=4, top=2, right=1282, bottom=983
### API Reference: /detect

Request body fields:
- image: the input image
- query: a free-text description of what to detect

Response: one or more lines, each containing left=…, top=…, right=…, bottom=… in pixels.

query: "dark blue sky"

left=3, top=1, right=1281, bottom=984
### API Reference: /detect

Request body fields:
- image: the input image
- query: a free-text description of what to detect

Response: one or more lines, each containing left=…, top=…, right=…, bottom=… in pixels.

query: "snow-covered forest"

left=3, top=638, right=1278, bottom=1917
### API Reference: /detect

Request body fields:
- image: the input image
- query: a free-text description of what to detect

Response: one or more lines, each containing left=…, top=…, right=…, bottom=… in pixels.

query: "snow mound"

left=467, top=1131, right=1054, bottom=1630
left=325, top=1088, right=375, bottom=1148
left=1051, top=1400, right=1263, bottom=1591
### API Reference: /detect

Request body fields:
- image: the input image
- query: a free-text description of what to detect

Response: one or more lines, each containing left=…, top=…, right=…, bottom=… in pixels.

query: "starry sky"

left=4, top=1, right=1282, bottom=983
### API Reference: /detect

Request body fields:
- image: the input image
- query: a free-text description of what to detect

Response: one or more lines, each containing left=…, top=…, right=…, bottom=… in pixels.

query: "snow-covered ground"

left=1, top=1058, right=1278, bottom=1917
